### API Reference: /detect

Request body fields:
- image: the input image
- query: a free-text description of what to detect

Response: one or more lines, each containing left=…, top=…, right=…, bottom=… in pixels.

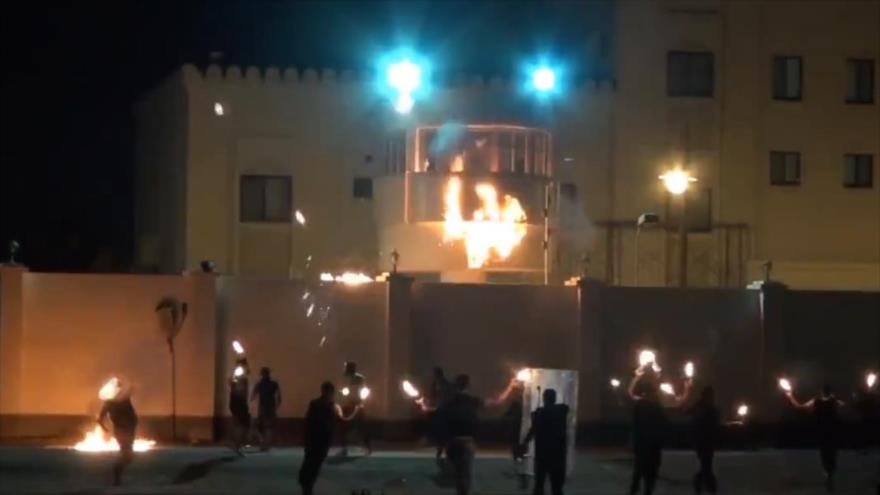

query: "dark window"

left=667, top=51, right=715, bottom=97
left=353, top=177, right=373, bottom=198
left=240, top=175, right=291, bottom=222
left=846, top=59, right=875, bottom=104
left=772, top=56, right=802, bottom=100
left=560, top=183, right=578, bottom=201
left=770, top=151, right=802, bottom=186
left=843, top=154, right=873, bottom=188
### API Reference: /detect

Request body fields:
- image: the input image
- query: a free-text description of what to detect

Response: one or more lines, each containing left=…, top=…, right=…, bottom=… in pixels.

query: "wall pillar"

left=758, top=281, right=788, bottom=420
left=385, top=275, right=414, bottom=424
left=185, top=270, right=218, bottom=441
left=578, top=277, right=606, bottom=424
left=0, top=264, right=27, bottom=438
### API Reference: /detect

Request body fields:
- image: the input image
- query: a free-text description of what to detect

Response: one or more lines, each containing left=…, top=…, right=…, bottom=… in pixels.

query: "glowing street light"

left=531, top=67, right=556, bottom=92
left=659, top=169, right=697, bottom=195
left=386, top=59, right=422, bottom=114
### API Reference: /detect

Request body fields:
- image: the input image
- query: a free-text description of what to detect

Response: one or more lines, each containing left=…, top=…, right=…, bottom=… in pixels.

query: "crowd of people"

left=92, top=357, right=879, bottom=495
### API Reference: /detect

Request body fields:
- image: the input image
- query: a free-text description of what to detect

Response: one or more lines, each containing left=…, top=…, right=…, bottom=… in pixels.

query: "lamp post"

left=658, top=169, right=697, bottom=288
left=634, top=212, right=660, bottom=286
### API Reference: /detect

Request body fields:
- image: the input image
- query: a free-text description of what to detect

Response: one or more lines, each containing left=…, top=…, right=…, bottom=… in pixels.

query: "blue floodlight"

left=532, top=66, right=556, bottom=92
left=387, top=59, right=422, bottom=94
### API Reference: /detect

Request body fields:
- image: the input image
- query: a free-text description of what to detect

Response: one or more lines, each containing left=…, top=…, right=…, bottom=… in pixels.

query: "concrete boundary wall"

left=1, top=265, right=877, bottom=443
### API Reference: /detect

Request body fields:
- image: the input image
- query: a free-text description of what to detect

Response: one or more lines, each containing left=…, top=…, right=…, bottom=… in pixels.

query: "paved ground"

left=0, top=446, right=878, bottom=494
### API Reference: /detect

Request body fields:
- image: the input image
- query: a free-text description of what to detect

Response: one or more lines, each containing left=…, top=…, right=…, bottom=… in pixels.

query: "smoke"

left=429, top=122, right=467, bottom=156
left=557, top=192, right=595, bottom=252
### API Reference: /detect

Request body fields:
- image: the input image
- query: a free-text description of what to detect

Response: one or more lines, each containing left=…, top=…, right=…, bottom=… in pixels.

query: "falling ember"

left=737, top=404, right=749, bottom=418
left=359, top=387, right=371, bottom=401
left=778, top=377, right=792, bottom=392
left=867, top=372, right=877, bottom=389
left=516, top=368, right=532, bottom=383
left=684, top=361, right=695, bottom=378
left=98, top=377, right=121, bottom=401
left=442, top=177, right=528, bottom=269
left=610, top=378, right=621, bottom=389
left=659, top=383, right=675, bottom=396
left=232, top=340, right=245, bottom=355
left=306, top=303, right=315, bottom=318
left=74, top=426, right=155, bottom=453
left=402, top=380, right=420, bottom=398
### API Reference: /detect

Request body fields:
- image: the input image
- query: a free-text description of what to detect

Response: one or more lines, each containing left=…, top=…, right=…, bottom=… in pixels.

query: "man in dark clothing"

left=786, top=384, right=845, bottom=493
left=521, top=388, right=570, bottom=495
left=299, top=382, right=359, bottom=495
left=340, top=361, right=371, bottom=456
left=687, top=386, right=721, bottom=494
left=251, top=367, right=281, bottom=451
left=429, top=367, right=452, bottom=460
left=627, top=368, right=692, bottom=495
left=97, top=383, right=138, bottom=486
left=420, top=374, right=517, bottom=495
left=229, top=359, right=251, bottom=455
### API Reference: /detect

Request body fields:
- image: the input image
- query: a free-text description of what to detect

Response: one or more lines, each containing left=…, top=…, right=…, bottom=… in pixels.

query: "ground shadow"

left=172, top=455, right=237, bottom=484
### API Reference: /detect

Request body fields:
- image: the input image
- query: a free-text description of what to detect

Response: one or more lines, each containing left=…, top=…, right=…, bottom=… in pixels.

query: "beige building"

left=134, top=0, right=879, bottom=290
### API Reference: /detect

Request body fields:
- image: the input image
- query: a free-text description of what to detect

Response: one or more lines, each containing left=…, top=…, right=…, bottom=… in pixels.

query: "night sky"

left=1, top=1, right=611, bottom=272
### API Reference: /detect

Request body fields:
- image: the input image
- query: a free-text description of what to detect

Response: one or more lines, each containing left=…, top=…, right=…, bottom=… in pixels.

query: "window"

left=846, top=59, right=875, bottom=103
left=843, top=154, right=873, bottom=188
left=772, top=56, right=802, bottom=100
left=770, top=151, right=802, bottom=186
left=353, top=177, right=373, bottom=198
left=240, top=175, right=291, bottom=222
left=667, top=51, right=715, bottom=97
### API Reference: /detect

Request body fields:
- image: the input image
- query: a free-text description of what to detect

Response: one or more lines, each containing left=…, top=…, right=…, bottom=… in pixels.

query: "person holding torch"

left=782, top=379, right=845, bottom=493
left=627, top=352, right=693, bottom=495
left=229, top=357, right=252, bottom=456
left=96, top=377, right=138, bottom=486
left=340, top=361, right=371, bottom=456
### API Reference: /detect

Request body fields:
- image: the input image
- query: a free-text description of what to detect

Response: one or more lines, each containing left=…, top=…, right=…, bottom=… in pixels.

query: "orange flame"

left=73, top=425, right=155, bottom=453
left=442, top=177, right=527, bottom=268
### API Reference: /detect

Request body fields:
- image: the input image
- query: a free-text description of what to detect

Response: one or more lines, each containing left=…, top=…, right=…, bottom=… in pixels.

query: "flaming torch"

left=233, top=365, right=246, bottom=380
left=638, top=349, right=661, bottom=373
left=359, top=387, right=371, bottom=401
left=516, top=368, right=532, bottom=383
left=778, top=377, right=793, bottom=393
left=402, top=380, right=420, bottom=399
left=74, top=378, right=155, bottom=453
left=610, top=378, right=621, bottom=389
left=341, top=387, right=351, bottom=397
left=231, top=340, right=245, bottom=355
left=867, top=372, right=877, bottom=389
left=659, top=382, right=676, bottom=396
left=98, top=377, right=121, bottom=401
left=684, top=361, right=695, bottom=379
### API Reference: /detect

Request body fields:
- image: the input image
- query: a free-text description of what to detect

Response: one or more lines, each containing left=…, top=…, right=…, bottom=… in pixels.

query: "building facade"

left=134, top=0, right=880, bottom=289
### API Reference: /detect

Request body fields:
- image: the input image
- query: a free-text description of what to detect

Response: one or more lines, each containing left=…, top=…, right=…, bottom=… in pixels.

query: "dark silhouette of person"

left=505, top=380, right=526, bottom=462
left=521, top=388, right=570, bottom=495
left=229, top=358, right=251, bottom=456
left=786, top=384, right=845, bottom=493
left=627, top=367, right=692, bottom=495
left=428, top=367, right=452, bottom=460
left=853, top=381, right=879, bottom=452
left=687, top=386, right=721, bottom=494
left=97, top=383, right=138, bottom=486
left=340, top=361, right=371, bottom=456
left=251, top=367, right=281, bottom=451
left=419, top=374, right=517, bottom=495
left=299, top=382, right=359, bottom=495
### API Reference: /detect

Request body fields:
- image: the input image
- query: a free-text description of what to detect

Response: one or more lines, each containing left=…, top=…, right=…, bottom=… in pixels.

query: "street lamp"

left=386, top=59, right=422, bottom=114
left=634, top=212, right=660, bottom=286
left=531, top=67, right=556, bottom=93
left=658, top=169, right=697, bottom=288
